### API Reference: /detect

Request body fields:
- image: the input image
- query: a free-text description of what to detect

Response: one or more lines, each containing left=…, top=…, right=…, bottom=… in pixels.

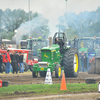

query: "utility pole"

left=65, top=0, right=68, bottom=38
left=29, top=0, right=30, bottom=38
left=65, top=0, right=68, bottom=13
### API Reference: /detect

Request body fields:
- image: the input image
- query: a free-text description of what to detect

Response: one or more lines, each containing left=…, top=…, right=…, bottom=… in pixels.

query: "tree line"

left=57, top=7, right=100, bottom=40
left=0, top=8, right=49, bottom=40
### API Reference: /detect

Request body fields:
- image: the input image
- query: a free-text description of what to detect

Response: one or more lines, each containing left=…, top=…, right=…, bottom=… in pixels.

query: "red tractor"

left=0, top=48, right=38, bottom=72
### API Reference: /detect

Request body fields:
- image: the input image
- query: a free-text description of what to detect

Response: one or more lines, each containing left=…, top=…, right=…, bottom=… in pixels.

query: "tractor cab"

left=26, top=37, right=47, bottom=57
left=53, top=32, right=67, bottom=53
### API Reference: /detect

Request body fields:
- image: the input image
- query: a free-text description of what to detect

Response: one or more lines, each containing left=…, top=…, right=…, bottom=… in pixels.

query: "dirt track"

left=0, top=72, right=100, bottom=100
left=0, top=72, right=100, bottom=85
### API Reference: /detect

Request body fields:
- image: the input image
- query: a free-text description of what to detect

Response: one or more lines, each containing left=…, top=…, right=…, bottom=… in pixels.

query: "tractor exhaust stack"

left=49, top=37, right=52, bottom=47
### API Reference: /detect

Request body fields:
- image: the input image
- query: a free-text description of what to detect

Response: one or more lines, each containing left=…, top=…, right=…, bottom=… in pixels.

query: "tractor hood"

left=41, top=44, right=60, bottom=51
left=40, top=44, right=60, bottom=63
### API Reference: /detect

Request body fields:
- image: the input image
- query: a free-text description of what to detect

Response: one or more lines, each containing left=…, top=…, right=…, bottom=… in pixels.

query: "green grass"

left=0, top=83, right=98, bottom=97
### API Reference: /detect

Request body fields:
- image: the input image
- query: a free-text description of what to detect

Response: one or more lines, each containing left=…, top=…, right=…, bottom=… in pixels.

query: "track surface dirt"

left=0, top=72, right=100, bottom=85
left=0, top=72, right=100, bottom=100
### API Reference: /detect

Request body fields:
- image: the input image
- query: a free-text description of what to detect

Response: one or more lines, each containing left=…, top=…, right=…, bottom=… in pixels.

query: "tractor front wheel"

left=32, top=71, right=38, bottom=78
left=55, top=64, right=62, bottom=78
left=63, top=48, right=79, bottom=77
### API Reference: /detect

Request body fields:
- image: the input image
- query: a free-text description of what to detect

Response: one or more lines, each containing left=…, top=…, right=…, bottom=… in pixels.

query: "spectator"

left=5, top=50, right=11, bottom=73
left=0, top=53, right=3, bottom=73
left=16, top=51, right=19, bottom=73
left=19, top=52, right=24, bottom=73
left=10, top=50, right=18, bottom=74
left=81, top=52, right=85, bottom=72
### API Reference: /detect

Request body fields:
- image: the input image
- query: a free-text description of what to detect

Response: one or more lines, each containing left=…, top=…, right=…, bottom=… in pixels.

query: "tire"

left=55, top=64, right=62, bottom=78
left=32, top=71, right=38, bottom=78
left=29, top=65, right=33, bottom=71
left=38, top=51, right=41, bottom=61
left=23, top=62, right=29, bottom=72
left=2, top=63, right=6, bottom=71
left=63, top=48, right=79, bottom=77
left=85, top=79, right=96, bottom=84
left=0, top=63, right=4, bottom=73
left=39, top=71, right=46, bottom=77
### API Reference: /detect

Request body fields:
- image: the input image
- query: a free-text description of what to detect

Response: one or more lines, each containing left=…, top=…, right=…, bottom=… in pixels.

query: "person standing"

left=5, top=50, right=11, bottom=73
left=0, top=53, right=3, bottom=73
left=16, top=51, right=19, bottom=74
left=81, top=52, right=85, bottom=72
left=10, top=50, right=18, bottom=74
left=18, top=52, right=24, bottom=73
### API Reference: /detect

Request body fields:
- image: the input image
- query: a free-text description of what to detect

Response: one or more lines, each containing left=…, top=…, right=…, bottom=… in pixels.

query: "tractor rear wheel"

left=29, top=65, right=33, bottom=71
left=63, top=48, right=79, bottom=77
left=0, top=63, right=4, bottom=72
left=2, top=63, right=6, bottom=71
left=32, top=71, right=38, bottom=77
left=23, top=62, right=29, bottom=71
left=55, top=64, right=62, bottom=78
left=39, top=71, right=46, bottom=77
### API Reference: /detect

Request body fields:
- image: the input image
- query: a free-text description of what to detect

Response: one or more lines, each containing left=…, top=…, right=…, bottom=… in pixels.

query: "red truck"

left=0, top=48, right=38, bottom=72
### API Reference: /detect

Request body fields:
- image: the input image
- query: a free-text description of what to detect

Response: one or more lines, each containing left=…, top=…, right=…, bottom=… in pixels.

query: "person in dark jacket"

left=0, top=53, right=3, bottom=73
left=16, top=51, right=19, bottom=73
left=81, top=52, right=85, bottom=72
left=18, top=52, right=24, bottom=73
left=10, top=50, right=18, bottom=74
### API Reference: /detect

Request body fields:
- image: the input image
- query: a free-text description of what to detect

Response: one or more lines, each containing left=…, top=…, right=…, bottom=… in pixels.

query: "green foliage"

left=0, top=8, right=49, bottom=40
left=0, top=32, right=14, bottom=40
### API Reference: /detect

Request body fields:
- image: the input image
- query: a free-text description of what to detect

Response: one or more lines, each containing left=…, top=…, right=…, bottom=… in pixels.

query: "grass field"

left=0, top=83, right=98, bottom=97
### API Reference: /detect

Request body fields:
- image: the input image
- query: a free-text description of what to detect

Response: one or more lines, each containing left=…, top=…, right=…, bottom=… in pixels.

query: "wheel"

left=29, top=65, right=33, bottom=71
left=62, top=48, right=79, bottom=77
left=32, top=71, right=38, bottom=77
left=38, top=51, right=41, bottom=61
left=0, top=63, right=4, bottom=73
left=39, top=71, right=46, bottom=77
left=2, top=63, right=6, bottom=72
left=55, top=64, right=62, bottom=78
left=23, top=62, right=29, bottom=71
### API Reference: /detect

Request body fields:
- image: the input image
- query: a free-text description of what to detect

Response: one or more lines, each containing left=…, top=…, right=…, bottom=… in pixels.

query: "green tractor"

left=32, top=32, right=79, bottom=78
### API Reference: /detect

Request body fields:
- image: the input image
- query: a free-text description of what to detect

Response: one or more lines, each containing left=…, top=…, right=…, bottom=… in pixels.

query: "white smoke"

left=14, top=14, right=48, bottom=44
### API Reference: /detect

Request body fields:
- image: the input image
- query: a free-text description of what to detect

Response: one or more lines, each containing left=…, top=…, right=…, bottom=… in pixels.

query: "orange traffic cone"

left=60, top=73, right=67, bottom=90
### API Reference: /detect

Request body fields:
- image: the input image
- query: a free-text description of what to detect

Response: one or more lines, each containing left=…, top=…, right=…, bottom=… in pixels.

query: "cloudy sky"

left=0, top=0, right=100, bottom=35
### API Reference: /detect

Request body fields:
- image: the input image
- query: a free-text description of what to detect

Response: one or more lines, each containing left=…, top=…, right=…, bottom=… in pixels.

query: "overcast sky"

left=0, top=0, right=100, bottom=35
